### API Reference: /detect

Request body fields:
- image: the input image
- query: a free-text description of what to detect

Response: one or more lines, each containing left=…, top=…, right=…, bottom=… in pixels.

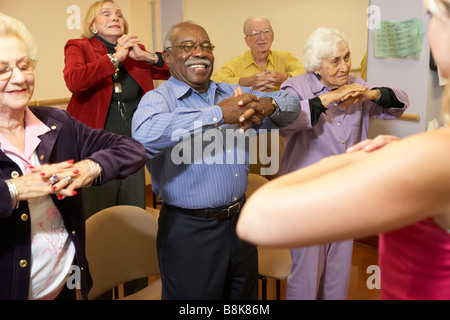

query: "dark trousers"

left=82, top=167, right=146, bottom=219
left=158, top=204, right=258, bottom=300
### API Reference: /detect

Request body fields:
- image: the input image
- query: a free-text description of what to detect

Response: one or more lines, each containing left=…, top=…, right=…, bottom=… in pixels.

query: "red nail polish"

left=51, top=186, right=57, bottom=190
left=71, top=191, right=78, bottom=195
left=40, top=173, right=46, bottom=176
left=58, top=195, right=64, bottom=200
left=73, top=170, right=79, bottom=174
left=67, top=159, right=74, bottom=164
left=28, top=166, right=35, bottom=169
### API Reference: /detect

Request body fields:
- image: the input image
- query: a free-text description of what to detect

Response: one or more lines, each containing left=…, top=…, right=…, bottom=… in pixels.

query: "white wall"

left=367, top=0, right=443, bottom=139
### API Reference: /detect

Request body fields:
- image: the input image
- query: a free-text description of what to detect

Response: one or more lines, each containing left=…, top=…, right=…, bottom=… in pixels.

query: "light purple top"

left=279, top=72, right=409, bottom=174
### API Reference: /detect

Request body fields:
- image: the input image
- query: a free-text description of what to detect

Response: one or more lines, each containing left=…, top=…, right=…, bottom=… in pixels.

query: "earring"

left=315, top=73, right=321, bottom=80
left=92, top=27, right=98, bottom=35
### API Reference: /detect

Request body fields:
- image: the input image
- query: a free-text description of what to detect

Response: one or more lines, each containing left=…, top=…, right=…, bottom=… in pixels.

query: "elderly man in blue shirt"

left=132, top=21, right=300, bottom=300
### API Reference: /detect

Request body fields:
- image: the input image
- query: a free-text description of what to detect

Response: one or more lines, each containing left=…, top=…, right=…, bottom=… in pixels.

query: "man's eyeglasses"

left=0, top=58, right=36, bottom=81
left=246, top=28, right=273, bottom=38
left=166, top=41, right=215, bottom=53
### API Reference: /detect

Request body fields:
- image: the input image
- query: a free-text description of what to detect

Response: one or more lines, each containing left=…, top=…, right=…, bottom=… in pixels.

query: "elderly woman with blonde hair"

left=64, top=0, right=170, bottom=219
left=238, top=0, right=450, bottom=300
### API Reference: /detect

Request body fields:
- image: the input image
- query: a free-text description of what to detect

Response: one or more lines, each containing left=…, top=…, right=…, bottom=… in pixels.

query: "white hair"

left=163, top=21, right=201, bottom=50
left=243, top=17, right=272, bottom=35
left=302, top=27, right=351, bottom=72
left=0, top=12, right=37, bottom=60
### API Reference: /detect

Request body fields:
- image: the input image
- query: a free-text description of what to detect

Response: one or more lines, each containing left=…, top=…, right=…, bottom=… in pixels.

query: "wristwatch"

left=149, top=51, right=156, bottom=64
left=269, top=97, right=279, bottom=115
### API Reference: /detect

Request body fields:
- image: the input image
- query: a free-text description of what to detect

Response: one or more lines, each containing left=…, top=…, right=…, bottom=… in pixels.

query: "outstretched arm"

left=237, top=128, right=450, bottom=247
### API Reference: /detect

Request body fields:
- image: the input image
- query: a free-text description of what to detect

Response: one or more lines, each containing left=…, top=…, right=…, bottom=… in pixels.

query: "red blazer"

left=64, top=37, right=170, bottom=129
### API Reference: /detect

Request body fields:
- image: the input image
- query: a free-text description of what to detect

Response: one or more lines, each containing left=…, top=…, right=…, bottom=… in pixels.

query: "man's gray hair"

left=243, top=17, right=272, bottom=35
left=163, top=21, right=201, bottom=50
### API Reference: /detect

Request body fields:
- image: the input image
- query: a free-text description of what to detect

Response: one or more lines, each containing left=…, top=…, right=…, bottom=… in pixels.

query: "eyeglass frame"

left=245, top=28, right=273, bottom=39
left=166, top=41, right=215, bottom=53
left=0, top=58, right=37, bottom=81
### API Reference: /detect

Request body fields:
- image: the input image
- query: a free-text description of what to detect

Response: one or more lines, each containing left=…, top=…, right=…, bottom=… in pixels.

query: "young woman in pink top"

left=237, top=0, right=450, bottom=300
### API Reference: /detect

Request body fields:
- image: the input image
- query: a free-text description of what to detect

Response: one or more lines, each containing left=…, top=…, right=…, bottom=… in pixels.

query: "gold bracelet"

left=5, top=180, right=19, bottom=209
left=107, top=53, right=119, bottom=68
left=87, top=160, right=102, bottom=186
left=149, top=52, right=156, bottom=64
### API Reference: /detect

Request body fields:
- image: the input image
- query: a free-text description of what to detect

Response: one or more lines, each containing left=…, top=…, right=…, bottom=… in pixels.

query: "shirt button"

left=11, top=171, right=19, bottom=179
left=341, top=140, right=345, bottom=144
left=19, top=260, right=28, bottom=268
left=40, top=155, right=44, bottom=160
left=213, top=117, right=218, bottom=122
left=235, top=173, right=238, bottom=177
left=21, top=214, right=28, bottom=221
left=51, top=125, right=57, bottom=130
left=337, top=122, right=342, bottom=126
left=72, top=230, right=76, bottom=235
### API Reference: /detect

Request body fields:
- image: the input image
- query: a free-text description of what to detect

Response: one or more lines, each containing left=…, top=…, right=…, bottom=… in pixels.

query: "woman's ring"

left=65, top=176, right=72, bottom=183
left=50, top=175, right=59, bottom=184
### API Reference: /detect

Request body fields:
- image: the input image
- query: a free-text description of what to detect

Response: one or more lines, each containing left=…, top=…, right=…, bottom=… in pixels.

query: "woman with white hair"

left=274, top=27, right=409, bottom=300
left=238, top=2, right=450, bottom=300
left=0, top=12, right=147, bottom=300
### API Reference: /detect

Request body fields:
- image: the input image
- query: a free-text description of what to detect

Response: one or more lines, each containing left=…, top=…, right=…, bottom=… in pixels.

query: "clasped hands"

left=239, top=69, right=287, bottom=92
left=321, top=83, right=381, bottom=108
left=218, top=87, right=276, bottom=132
left=114, top=35, right=154, bottom=63
left=11, top=159, right=98, bottom=202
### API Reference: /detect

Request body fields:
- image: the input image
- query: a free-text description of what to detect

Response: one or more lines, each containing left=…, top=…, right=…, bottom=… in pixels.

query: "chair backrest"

left=246, top=173, right=270, bottom=198
left=85, top=205, right=160, bottom=300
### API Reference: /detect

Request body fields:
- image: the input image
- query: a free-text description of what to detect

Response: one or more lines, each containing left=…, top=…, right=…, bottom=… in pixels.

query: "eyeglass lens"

left=0, top=59, right=35, bottom=80
left=249, top=29, right=272, bottom=38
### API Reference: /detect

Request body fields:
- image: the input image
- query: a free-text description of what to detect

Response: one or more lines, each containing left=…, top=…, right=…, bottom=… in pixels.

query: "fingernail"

left=28, top=165, right=35, bottom=169
left=239, top=117, right=245, bottom=122
left=71, top=191, right=78, bottom=195
left=67, top=159, right=74, bottom=164
left=73, top=170, right=79, bottom=174
left=57, top=195, right=64, bottom=200
left=51, top=186, right=57, bottom=190
left=40, top=173, right=46, bottom=176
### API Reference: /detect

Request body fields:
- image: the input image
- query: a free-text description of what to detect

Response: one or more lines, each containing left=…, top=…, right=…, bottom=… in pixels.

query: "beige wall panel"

left=183, top=0, right=369, bottom=74
left=1, top=0, right=156, bottom=101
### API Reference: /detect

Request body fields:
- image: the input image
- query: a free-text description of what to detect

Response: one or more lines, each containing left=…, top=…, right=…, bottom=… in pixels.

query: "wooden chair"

left=85, top=205, right=161, bottom=300
left=246, top=173, right=293, bottom=300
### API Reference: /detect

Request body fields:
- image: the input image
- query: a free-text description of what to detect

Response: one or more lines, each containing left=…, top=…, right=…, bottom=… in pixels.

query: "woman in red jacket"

left=63, top=0, right=170, bottom=219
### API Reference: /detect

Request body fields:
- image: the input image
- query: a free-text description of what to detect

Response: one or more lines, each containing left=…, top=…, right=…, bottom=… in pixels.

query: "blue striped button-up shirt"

left=132, top=77, right=300, bottom=209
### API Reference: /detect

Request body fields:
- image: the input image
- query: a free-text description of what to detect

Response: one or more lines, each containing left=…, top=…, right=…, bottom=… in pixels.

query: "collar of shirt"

left=306, top=72, right=330, bottom=96
left=167, top=76, right=228, bottom=103
left=243, top=50, right=275, bottom=70
left=0, top=107, right=51, bottom=169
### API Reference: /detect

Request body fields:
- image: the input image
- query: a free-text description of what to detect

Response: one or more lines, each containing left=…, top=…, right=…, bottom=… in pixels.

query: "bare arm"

left=237, top=128, right=450, bottom=247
